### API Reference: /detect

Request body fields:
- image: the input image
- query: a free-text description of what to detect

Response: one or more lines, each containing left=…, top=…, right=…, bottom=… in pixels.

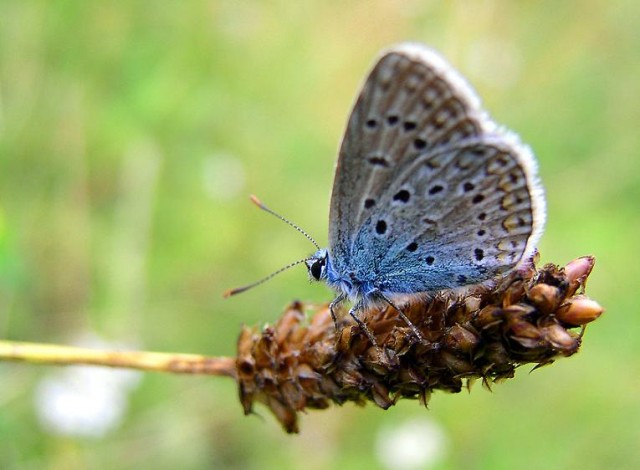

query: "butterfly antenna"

left=249, top=195, right=320, bottom=250
left=223, top=257, right=311, bottom=298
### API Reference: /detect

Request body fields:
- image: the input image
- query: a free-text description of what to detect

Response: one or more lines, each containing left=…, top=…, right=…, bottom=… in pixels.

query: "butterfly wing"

left=328, top=43, right=545, bottom=292
left=349, top=136, right=545, bottom=292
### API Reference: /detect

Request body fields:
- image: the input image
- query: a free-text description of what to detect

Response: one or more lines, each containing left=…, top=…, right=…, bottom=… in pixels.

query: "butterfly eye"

left=309, top=259, right=325, bottom=280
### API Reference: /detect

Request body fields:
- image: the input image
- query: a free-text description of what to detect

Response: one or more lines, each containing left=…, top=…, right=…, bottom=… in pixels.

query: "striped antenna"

left=249, top=195, right=320, bottom=250
left=223, top=257, right=311, bottom=298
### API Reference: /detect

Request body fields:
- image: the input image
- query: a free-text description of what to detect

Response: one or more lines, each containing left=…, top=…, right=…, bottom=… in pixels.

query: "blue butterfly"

left=228, top=43, right=545, bottom=345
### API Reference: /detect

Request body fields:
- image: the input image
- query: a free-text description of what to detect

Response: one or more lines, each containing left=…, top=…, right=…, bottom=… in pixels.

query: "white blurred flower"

left=203, top=153, right=246, bottom=201
left=34, top=334, right=141, bottom=438
left=376, top=417, right=449, bottom=470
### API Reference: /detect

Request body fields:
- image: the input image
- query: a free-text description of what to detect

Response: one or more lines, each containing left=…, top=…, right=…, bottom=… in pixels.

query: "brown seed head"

left=235, top=255, right=603, bottom=433
left=564, top=256, right=596, bottom=296
left=556, top=295, right=604, bottom=326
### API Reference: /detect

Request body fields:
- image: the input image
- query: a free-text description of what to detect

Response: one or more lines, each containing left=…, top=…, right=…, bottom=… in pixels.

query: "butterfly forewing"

left=328, top=43, right=545, bottom=292
left=329, top=45, right=487, bottom=267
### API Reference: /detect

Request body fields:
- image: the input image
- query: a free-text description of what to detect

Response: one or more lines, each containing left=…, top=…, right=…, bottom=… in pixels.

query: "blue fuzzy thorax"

left=308, top=248, right=377, bottom=302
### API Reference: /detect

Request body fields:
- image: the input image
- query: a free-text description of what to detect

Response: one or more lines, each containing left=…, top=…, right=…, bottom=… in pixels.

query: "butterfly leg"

left=375, top=291, right=424, bottom=342
left=348, top=301, right=378, bottom=347
left=329, top=293, right=346, bottom=331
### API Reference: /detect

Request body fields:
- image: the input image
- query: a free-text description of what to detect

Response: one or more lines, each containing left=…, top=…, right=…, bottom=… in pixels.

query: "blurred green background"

left=1, top=1, right=638, bottom=469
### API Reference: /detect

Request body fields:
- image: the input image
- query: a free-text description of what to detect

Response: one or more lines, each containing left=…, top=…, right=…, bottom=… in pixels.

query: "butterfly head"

left=306, top=249, right=329, bottom=281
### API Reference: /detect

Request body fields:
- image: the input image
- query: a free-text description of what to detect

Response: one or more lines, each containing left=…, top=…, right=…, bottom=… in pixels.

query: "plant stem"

left=0, top=340, right=237, bottom=379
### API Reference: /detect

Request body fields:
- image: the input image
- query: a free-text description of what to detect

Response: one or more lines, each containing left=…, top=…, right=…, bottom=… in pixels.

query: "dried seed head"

left=528, top=283, right=562, bottom=313
left=556, top=295, right=604, bottom=326
left=443, top=324, right=480, bottom=353
left=564, top=256, right=596, bottom=296
left=235, top=254, right=602, bottom=433
left=474, top=305, right=503, bottom=330
left=541, top=323, right=580, bottom=354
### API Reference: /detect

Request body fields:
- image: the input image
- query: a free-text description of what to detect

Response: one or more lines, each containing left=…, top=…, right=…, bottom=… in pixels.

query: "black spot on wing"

left=403, top=121, right=417, bottom=131
left=393, top=190, right=411, bottom=202
left=387, top=115, right=399, bottom=126
left=368, top=156, right=390, bottom=167
left=429, top=185, right=444, bottom=195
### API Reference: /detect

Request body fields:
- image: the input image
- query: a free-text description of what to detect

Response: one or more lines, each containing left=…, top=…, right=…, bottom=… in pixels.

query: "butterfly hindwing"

left=348, top=137, right=544, bottom=293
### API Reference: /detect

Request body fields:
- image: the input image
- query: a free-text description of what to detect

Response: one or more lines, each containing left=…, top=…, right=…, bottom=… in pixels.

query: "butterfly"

left=228, top=43, right=545, bottom=346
